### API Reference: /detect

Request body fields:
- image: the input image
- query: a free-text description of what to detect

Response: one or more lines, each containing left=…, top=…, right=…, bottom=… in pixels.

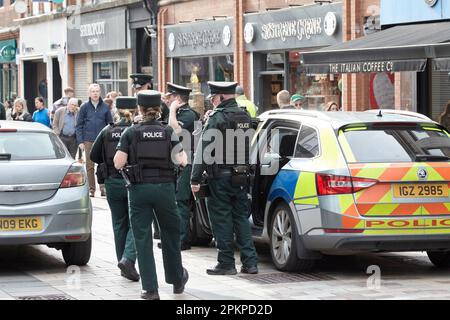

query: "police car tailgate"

left=338, top=122, right=450, bottom=233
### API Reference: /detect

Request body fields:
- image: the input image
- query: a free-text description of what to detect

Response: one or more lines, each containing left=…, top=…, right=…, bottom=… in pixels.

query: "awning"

left=301, top=21, right=450, bottom=74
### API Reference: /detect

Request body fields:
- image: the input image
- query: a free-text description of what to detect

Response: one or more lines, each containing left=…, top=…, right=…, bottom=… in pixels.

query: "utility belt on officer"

left=124, top=164, right=175, bottom=184
left=207, top=164, right=253, bottom=188
left=96, top=163, right=121, bottom=184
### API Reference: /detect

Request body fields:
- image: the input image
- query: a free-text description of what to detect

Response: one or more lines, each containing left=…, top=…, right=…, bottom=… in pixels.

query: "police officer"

left=114, top=90, right=189, bottom=300
left=90, top=97, right=139, bottom=282
left=130, top=73, right=169, bottom=122
left=130, top=73, right=165, bottom=240
left=167, top=82, right=200, bottom=251
left=190, top=81, right=258, bottom=275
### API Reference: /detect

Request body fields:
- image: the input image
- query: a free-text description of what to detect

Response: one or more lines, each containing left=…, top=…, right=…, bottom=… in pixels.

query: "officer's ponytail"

left=141, top=106, right=161, bottom=122
left=117, top=108, right=134, bottom=124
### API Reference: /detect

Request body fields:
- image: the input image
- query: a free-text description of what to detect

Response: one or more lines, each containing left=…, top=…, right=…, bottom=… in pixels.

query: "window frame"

left=293, top=123, right=321, bottom=160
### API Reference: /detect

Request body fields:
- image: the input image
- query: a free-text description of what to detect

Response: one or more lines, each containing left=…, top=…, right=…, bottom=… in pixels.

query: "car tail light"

left=60, top=164, right=86, bottom=188
left=316, top=173, right=378, bottom=195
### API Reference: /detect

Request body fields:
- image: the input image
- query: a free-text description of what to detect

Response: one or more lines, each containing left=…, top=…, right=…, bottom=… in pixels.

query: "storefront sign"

left=244, top=3, right=342, bottom=52
left=329, top=61, right=394, bottom=74
left=0, top=40, right=16, bottom=63
left=165, top=19, right=234, bottom=58
left=67, top=7, right=126, bottom=54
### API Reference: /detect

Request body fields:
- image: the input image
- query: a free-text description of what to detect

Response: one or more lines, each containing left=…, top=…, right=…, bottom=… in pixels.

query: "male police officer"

left=130, top=73, right=153, bottom=93
left=190, top=81, right=258, bottom=275
left=167, top=82, right=200, bottom=251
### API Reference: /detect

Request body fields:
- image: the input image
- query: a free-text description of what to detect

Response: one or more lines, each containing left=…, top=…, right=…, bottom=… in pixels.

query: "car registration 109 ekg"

left=393, top=183, right=448, bottom=198
left=0, top=217, right=43, bottom=231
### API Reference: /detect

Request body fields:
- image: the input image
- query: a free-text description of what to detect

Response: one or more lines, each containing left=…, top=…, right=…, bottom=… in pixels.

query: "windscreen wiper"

left=414, top=154, right=450, bottom=162
left=0, top=154, right=11, bottom=160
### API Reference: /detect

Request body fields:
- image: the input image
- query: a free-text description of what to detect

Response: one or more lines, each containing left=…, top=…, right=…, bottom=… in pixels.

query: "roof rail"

left=264, top=109, right=331, bottom=120
left=365, top=109, right=433, bottom=121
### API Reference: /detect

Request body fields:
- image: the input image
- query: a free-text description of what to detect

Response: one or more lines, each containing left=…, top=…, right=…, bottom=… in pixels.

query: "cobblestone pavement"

left=1, top=196, right=450, bottom=300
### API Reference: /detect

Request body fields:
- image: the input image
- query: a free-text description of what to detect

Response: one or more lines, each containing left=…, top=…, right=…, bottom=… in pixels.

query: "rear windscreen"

left=339, top=125, right=450, bottom=163
left=0, top=132, right=66, bottom=160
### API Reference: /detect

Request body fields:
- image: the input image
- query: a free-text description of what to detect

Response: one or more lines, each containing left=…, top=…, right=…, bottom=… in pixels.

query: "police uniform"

left=90, top=97, right=139, bottom=281
left=191, top=82, right=258, bottom=275
left=167, top=82, right=200, bottom=250
left=116, top=90, right=188, bottom=300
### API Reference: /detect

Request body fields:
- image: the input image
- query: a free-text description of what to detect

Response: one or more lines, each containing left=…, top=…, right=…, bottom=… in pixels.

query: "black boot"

left=173, top=268, right=189, bottom=294
left=118, top=258, right=140, bottom=282
left=206, top=264, right=237, bottom=275
left=141, top=290, right=160, bottom=300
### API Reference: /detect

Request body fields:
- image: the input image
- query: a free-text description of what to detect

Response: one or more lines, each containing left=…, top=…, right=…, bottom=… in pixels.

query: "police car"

left=247, top=109, right=450, bottom=271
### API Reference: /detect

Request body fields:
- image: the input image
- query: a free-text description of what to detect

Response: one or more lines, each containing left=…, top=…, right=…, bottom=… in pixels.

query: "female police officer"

left=114, top=90, right=189, bottom=300
left=90, top=96, right=139, bottom=282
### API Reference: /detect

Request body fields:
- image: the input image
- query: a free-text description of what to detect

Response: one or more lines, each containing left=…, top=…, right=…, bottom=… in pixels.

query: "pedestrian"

left=76, top=83, right=113, bottom=198
left=191, top=81, right=258, bottom=275
left=11, top=98, right=32, bottom=122
left=290, top=94, right=306, bottom=110
left=167, top=82, right=200, bottom=251
left=53, top=98, right=79, bottom=159
left=4, top=100, right=13, bottom=120
left=277, top=90, right=293, bottom=109
left=51, top=87, right=75, bottom=120
left=439, top=100, right=450, bottom=131
left=325, top=101, right=340, bottom=112
left=235, top=85, right=258, bottom=117
left=113, top=90, right=189, bottom=300
left=32, top=97, right=51, bottom=128
left=90, top=96, right=140, bottom=282
left=0, top=101, right=5, bottom=120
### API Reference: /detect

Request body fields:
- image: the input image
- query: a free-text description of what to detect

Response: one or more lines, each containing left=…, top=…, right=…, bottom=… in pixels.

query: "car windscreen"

left=339, top=125, right=450, bottom=163
left=0, top=131, right=66, bottom=160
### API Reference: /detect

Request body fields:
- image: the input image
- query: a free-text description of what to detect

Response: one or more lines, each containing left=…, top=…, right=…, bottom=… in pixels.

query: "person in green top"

left=167, top=82, right=200, bottom=251
left=114, top=90, right=189, bottom=300
left=90, top=97, right=140, bottom=282
left=190, top=81, right=258, bottom=276
left=235, top=85, right=258, bottom=118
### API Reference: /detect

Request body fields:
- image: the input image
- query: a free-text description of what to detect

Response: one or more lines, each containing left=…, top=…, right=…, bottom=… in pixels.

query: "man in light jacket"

left=53, top=98, right=79, bottom=159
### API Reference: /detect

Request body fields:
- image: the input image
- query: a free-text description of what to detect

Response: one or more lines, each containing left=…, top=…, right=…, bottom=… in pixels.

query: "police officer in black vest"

left=114, top=90, right=188, bottom=300
left=191, top=81, right=258, bottom=275
left=166, top=82, right=200, bottom=251
left=90, top=97, right=140, bottom=281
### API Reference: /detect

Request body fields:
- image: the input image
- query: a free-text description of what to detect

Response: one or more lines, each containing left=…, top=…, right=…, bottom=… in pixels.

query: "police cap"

left=166, top=82, right=192, bottom=96
left=207, top=81, right=238, bottom=98
left=115, top=96, right=137, bottom=110
left=130, top=73, right=153, bottom=89
left=137, top=90, right=161, bottom=108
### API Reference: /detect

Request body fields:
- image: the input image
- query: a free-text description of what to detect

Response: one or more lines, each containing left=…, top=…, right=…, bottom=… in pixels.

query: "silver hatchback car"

left=0, top=121, right=92, bottom=266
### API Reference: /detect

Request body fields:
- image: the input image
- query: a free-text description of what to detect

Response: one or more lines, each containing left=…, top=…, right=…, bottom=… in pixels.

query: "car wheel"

left=62, top=235, right=92, bottom=266
left=427, top=251, right=450, bottom=267
left=269, top=203, right=315, bottom=272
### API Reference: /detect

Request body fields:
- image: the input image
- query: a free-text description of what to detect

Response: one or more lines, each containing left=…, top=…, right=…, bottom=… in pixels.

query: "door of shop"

left=24, top=60, right=46, bottom=114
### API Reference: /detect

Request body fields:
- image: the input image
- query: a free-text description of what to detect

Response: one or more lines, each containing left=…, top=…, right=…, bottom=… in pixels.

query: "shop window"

left=289, top=51, right=340, bottom=111
left=431, top=70, right=450, bottom=123
left=175, top=55, right=234, bottom=95
left=93, top=61, right=128, bottom=96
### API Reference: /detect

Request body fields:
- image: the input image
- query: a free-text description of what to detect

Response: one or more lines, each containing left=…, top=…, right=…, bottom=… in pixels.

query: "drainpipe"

left=143, top=0, right=158, bottom=88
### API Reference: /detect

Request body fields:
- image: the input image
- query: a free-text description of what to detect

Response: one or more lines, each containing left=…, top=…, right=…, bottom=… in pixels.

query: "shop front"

left=67, top=7, right=131, bottom=100
left=165, top=19, right=234, bottom=113
left=19, top=18, right=67, bottom=113
left=0, top=39, right=18, bottom=103
left=244, top=2, right=343, bottom=112
left=301, top=0, right=450, bottom=119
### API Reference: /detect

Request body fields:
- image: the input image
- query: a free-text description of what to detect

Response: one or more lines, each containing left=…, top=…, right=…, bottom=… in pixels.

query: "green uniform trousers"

left=128, top=182, right=183, bottom=291
left=206, top=177, right=258, bottom=268
left=104, top=177, right=137, bottom=262
left=176, top=164, right=192, bottom=244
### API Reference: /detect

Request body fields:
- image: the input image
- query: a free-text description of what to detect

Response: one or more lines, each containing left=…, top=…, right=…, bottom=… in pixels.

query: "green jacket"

left=236, top=95, right=258, bottom=118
